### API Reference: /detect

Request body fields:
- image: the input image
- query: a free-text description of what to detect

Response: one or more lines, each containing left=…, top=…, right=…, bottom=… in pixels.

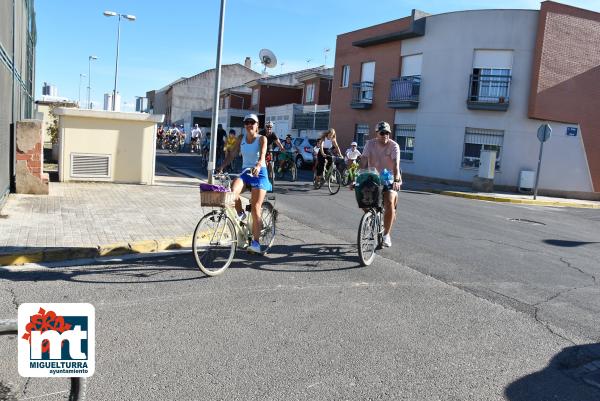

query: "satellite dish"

left=259, top=49, right=277, bottom=74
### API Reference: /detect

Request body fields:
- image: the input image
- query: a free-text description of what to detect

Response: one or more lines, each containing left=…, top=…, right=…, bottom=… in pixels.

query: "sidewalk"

left=402, top=180, right=600, bottom=209
left=0, top=176, right=209, bottom=266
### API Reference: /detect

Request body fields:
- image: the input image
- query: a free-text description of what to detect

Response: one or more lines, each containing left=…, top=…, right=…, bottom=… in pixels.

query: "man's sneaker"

left=247, top=240, right=262, bottom=254
left=382, top=234, right=392, bottom=248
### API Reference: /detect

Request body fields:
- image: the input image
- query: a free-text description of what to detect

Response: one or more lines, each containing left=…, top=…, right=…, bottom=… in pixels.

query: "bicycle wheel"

left=260, top=202, right=277, bottom=253
left=341, top=169, right=350, bottom=186
left=328, top=169, right=341, bottom=195
left=192, top=211, right=237, bottom=276
left=357, top=210, right=378, bottom=266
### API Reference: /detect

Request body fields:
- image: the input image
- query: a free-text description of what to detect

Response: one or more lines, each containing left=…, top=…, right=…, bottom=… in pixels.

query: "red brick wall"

left=256, top=86, right=303, bottom=114
left=330, top=17, right=411, bottom=149
left=225, top=93, right=251, bottom=110
left=529, top=1, right=600, bottom=191
left=318, top=78, right=332, bottom=105
left=16, top=143, right=43, bottom=179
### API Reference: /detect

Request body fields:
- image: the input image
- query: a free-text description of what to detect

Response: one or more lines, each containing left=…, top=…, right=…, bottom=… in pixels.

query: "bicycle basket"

left=200, top=190, right=236, bottom=207
left=355, top=173, right=383, bottom=208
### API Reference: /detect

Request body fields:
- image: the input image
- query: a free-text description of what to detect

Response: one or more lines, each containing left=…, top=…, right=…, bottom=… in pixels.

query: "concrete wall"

left=55, top=108, right=164, bottom=185
left=170, top=64, right=261, bottom=127
left=15, top=120, right=48, bottom=195
left=396, top=9, right=593, bottom=193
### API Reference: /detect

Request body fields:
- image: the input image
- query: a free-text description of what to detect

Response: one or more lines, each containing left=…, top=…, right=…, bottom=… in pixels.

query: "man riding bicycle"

left=260, top=120, right=284, bottom=179
left=191, top=124, right=203, bottom=153
left=345, top=141, right=361, bottom=168
left=359, top=121, right=402, bottom=248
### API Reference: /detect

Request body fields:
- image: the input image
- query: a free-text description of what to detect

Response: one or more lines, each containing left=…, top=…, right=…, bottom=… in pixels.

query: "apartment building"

left=330, top=2, right=600, bottom=198
left=218, top=67, right=333, bottom=138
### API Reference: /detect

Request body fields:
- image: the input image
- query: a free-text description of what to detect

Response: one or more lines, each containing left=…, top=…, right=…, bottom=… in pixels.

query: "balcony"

left=467, top=74, right=511, bottom=111
left=351, top=81, right=374, bottom=109
left=388, top=76, right=420, bottom=109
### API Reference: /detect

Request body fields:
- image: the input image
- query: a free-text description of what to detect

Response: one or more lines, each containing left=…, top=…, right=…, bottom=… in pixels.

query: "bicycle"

left=192, top=171, right=278, bottom=276
left=275, top=151, right=297, bottom=182
left=355, top=169, right=385, bottom=266
left=314, top=156, right=342, bottom=195
left=0, top=319, right=87, bottom=401
left=342, top=158, right=360, bottom=186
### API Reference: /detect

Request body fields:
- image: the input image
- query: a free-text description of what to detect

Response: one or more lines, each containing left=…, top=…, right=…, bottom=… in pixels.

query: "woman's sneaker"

left=382, top=234, right=392, bottom=248
left=248, top=240, right=262, bottom=254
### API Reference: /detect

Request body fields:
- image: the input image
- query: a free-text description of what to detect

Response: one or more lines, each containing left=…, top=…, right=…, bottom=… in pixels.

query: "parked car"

left=292, top=137, right=317, bottom=169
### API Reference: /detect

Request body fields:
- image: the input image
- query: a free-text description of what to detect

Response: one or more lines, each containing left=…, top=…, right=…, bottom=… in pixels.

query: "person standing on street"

left=191, top=124, right=203, bottom=153
left=359, top=121, right=402, bottom=248
left=216, top=124, right=227, bottom=165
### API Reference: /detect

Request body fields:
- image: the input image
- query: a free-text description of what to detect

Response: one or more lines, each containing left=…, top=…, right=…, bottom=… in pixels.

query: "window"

left=251, top=88, right=259, bottom=105
left=355, top=124, right=369, bottom=147
left=341, top=65, right=350, bottom=87
left=462, top=128, right=504, bottom=169
left=305, top=83, right=315, bottom=103
left=470, top=68, right=511, bottom=103
left=395, top=124, right=416, bottom=161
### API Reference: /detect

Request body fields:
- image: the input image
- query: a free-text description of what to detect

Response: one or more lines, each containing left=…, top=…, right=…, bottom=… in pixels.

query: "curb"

left=0, top=236, right=194, bottom=267
left=432, top=190, right=600, bottom=209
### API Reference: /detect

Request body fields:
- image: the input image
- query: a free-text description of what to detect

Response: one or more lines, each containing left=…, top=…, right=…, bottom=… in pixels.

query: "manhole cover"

left=508, top=218, right=546, bottom=226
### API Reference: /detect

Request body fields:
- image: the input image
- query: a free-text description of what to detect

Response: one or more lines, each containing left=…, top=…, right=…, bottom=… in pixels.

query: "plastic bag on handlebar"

left=200, top=183, right=230, bottom=192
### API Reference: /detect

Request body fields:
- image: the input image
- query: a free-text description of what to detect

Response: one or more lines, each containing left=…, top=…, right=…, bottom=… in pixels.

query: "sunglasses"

left=244, top=120, right=257, bottom=125
left=378, top=131, right=390, bottom=136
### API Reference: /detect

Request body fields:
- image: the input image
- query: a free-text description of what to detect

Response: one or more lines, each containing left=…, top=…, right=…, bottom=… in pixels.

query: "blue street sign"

left=566, top=127, right=578, bottom=136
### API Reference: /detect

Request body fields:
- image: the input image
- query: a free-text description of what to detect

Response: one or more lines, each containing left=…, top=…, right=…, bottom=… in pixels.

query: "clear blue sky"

left=35, top=0, right=600, bottom=111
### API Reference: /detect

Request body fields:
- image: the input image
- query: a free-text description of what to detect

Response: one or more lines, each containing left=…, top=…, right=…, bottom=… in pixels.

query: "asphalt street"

left=0, top=151, right=599, bottom=400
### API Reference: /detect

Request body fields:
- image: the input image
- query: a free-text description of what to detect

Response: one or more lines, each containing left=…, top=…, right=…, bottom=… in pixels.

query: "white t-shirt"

left=191, top=128, right=202, bottom=139
left=346, top=148, right=361, bottom=161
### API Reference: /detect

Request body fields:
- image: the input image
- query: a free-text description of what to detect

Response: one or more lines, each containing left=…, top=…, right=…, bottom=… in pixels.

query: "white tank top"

left=323, top=138, right=333, bottom=149
left=240, top=134, right=266, bottom=169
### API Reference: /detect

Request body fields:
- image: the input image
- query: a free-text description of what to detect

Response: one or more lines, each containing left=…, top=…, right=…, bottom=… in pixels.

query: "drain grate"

left=508, top=218, right=546, bottom=226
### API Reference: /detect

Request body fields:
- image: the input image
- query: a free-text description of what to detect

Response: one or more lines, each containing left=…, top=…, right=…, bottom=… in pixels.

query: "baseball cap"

left=243, top=113, right=259, bottom=123
left=376, top=121, right=391, bottom=134
left=350, top=141, right=357, bottom=146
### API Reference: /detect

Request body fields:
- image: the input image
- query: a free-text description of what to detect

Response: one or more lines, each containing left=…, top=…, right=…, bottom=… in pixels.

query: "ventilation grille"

left=70, top=153, right=111, bottom=178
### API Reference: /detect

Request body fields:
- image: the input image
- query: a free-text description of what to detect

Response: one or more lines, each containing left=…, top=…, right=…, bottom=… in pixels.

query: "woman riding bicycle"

left=315, top=128, right=342, bottom=186
left=219, top=113, right=271, bottom=254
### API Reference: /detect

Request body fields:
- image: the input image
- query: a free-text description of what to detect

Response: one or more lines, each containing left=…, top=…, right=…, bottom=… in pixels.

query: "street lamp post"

left=104, top=10, right=136, bottom=111
left=207, top=0, right=226, bottom=184
left=78, top=73, right=86, bottom=107
left=87, top=56, right=98, bottom=109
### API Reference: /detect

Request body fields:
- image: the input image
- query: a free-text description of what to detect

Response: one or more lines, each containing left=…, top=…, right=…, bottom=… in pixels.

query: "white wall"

left=396, top=9, right=593, bottom=192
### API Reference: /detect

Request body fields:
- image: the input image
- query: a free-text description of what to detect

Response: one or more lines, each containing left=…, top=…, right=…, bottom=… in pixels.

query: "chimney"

left=244, top=57, right=251, bottom=69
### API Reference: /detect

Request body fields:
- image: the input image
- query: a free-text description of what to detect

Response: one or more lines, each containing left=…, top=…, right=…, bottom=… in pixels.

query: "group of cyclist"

left=217, top=114, right=402, bottom=253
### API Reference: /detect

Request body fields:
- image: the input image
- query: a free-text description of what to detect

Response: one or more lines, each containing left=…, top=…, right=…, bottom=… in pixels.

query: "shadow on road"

left=241, top=242, right=363, bottom=273
left=505, top=343, right=600, bottom=400
left=0, top=255, right=208, bottom=285
left=543, top=239, right=600, bottom=248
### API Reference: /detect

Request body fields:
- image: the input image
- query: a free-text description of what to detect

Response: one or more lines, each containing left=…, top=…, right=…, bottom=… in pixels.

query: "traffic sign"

left=537, top=124, right=552, bottom=142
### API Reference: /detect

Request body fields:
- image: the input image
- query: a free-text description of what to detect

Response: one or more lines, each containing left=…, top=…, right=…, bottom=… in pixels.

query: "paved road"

left=159, top=151, right=600, bottom=343
left=2, top=213, right=599, bottom=400
left=1, top=151, right=599, bottom=400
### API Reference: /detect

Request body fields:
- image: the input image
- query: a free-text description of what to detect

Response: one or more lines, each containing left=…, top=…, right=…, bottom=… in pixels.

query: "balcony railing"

left=351, top=81, right=374, bottom=109
left=388, top=76, right=420, bottom=108
left=467, top=74, right=511, bottom=111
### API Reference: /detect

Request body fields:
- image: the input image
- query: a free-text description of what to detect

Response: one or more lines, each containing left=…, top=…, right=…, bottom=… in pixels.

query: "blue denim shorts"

left=239, top=167, right=272, bottom=191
